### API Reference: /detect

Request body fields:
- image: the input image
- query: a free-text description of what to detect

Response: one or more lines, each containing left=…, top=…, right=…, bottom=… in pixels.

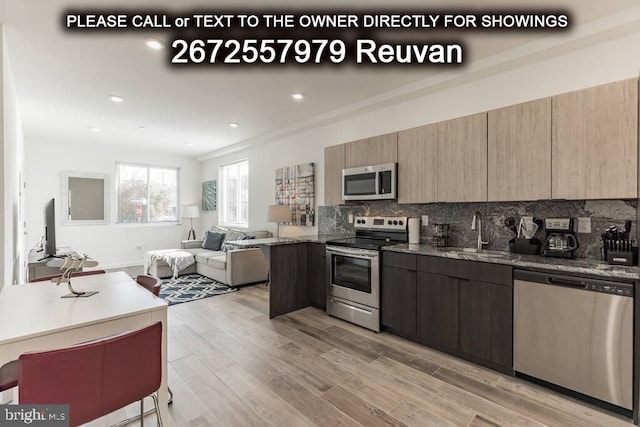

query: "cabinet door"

left=345, top=133, right=398, bottom=168
left=307, top=243, right=326, bottom=309
left=324, top=144, right=345, bottom=205
left=417, top=272, right=458, bottom=350
left=381, top=266, right=417, bottom=336
left=437, top=113, right=488, bottom=202
left=459, top=280, right=512, bottom=369
left=488, top=99, right=552, bottom=201
left=552, top=78, right=638, bottom=199
left=270, top=243, right=309, bottom=318
left=398, top=124, right=438, bottom=203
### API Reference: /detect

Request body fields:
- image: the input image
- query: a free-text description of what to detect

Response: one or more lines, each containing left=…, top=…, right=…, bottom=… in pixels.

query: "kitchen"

left=263, top=76, right=640, bottom=424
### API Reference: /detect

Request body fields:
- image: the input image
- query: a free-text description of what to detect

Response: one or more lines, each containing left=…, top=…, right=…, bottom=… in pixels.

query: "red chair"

left=0, top=360, right=17, bottom=394
left=19, top=322, right=163, bottom=427
left=136, top=274, right=162, bottom=296
left=135, top=274, right=174, bottom=407
left=29, top=269, right=107, bottom=282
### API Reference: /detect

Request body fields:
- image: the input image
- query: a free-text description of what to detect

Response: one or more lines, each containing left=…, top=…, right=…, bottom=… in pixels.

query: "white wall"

left=25, top=140, right=202, bottom=269
left=1, top=26, right=25, bottom=286
left=201, top=31, right=640, bottom=237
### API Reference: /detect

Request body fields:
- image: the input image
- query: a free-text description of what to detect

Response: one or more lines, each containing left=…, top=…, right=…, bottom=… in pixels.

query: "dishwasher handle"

left=546, top=277, right=588, bottom=289
left=514, top=269, right=634, bottom=297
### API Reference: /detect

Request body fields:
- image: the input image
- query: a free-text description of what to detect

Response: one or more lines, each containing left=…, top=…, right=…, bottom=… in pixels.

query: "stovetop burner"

left=326, top=216, right=408, bottom=250
left=325, top=237, right=400, bottom=251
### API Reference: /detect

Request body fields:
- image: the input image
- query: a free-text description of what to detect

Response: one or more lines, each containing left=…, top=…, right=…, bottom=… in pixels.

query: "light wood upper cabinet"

left=398, top=124, right=438, bottom=203
left=324, top=144, right=346, bottom=205
left=488, top=98, right=552, bottom=201
left=437, top=113, right=488, bottom=202
left=552, top=79, right=638, bottom=200
left=345, top=133, right=397, bottom=168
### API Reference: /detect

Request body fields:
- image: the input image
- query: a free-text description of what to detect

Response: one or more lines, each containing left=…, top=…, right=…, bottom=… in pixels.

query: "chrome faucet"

left=471, top=211, right=489, bottom=251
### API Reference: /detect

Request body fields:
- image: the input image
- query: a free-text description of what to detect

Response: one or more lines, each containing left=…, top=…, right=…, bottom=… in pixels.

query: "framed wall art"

left=201, top=180, right=217, bottom=211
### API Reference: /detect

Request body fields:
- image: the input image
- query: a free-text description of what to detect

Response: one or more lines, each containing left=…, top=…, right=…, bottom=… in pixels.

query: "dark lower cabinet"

left=459, top=279, right=512, bottom=369
left=381, top=266, right=417, bottom=337
left=380, top=251, right=514, bottom=375
left=269, top=243, right=309, bottom=318
left=417, top=272, right=458, bottom=351
left=307, top=243, right=327, bottom=309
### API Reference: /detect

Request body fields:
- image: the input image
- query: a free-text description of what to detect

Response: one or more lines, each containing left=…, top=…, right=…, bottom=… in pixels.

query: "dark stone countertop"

left=288, top=234, right=353, bottom=244
left=383, top=244, right=640, bottom=281
left=226, top=234, right=352, bottom=247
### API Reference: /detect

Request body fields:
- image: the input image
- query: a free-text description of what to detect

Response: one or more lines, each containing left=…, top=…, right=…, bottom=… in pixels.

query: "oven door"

left=326, top=245, right=379, bottom=308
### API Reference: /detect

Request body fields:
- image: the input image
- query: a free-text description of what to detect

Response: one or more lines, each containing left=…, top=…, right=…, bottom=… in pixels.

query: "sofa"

left=148, top=226, right=271, bottom=287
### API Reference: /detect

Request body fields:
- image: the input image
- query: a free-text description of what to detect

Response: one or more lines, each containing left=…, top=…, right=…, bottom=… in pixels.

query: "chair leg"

left=150, top=393, right=163, bottom=427
left=168, top=386, right=173, bottom=405
left=140, top=398, right=144, bottom=427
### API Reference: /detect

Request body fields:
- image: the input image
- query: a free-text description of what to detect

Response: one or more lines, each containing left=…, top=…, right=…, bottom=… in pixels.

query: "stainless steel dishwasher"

left=513, top=270, right=633, bottom=410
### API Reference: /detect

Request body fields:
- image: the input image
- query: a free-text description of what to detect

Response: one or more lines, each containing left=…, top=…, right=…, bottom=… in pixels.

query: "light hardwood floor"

left=100, top=269, right=635, bottom=427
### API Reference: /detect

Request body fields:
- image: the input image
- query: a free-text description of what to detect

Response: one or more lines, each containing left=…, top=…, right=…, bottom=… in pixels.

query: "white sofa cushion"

left=195, top=251, right=227, bottom=269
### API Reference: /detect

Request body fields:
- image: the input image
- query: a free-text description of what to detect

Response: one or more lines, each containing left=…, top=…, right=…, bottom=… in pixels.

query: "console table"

left=27, top=246, right=78, bottom=282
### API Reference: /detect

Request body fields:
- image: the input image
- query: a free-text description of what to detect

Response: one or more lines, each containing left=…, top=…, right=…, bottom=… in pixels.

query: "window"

left=116, top=163, right=179, bottom=223
left=219, top=159, right=249, bottom=227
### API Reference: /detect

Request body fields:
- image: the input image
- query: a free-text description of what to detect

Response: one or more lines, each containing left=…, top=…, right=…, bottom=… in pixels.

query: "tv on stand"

left=39, top=198, right=63, bottom=261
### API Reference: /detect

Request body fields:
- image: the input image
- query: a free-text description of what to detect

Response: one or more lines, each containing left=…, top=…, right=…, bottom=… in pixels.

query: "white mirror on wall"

left=62, top=172, right=109, bottom=225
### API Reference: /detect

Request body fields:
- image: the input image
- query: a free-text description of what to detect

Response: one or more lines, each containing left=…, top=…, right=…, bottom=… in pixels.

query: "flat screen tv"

left=43, top=198, right=56, bottom=258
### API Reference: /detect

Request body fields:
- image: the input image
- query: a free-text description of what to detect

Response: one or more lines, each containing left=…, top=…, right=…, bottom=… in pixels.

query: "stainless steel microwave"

left=342, top=163, right=397, bottom=201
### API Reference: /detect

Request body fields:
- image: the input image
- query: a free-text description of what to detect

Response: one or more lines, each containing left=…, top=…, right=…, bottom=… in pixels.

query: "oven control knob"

left=387, top=220, right=392, bottom=225
left=399, top=220, right=404, bottom=226
left=393, top=220, right=398, bottom=225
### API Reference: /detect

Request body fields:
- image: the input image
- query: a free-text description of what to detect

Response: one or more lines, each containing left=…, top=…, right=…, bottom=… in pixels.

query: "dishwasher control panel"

left=588, top=282, right=633, bottom=296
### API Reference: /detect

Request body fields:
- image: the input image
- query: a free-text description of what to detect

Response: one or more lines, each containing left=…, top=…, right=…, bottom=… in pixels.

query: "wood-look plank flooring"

left=95, top=269, right=635, bottom=426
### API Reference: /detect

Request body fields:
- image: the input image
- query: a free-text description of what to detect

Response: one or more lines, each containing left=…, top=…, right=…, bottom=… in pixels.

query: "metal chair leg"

left=168, top=386, right=173, bottom=405
left=150, top=393, right=163, bottom=427
left=140, top=399, right=144, bottom=427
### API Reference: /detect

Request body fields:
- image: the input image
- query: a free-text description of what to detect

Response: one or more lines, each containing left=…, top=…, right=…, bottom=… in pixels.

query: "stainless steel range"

left=326, top=216, right=408, bottom=332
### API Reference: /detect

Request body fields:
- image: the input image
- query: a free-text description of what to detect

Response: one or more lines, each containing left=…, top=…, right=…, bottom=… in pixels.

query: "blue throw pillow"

left=201, top=231, right=225, bottom=251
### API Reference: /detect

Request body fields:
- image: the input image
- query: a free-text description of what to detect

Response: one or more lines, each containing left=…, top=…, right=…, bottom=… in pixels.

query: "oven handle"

left=326, top=246, right=379, bottom=259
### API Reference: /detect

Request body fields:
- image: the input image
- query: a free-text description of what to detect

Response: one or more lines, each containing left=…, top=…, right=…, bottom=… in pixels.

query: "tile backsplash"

left=318, top=199, right=637, bottom=261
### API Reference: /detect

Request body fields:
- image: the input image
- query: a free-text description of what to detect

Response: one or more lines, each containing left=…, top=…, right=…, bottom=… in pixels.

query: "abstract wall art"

left=275, top=162, right=315, bottom=226
left=201, top=180, right=217, bottom=211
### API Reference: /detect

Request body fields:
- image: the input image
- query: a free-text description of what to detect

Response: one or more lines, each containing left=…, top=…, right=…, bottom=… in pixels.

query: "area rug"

left=159, top=273, right=236, bottom=306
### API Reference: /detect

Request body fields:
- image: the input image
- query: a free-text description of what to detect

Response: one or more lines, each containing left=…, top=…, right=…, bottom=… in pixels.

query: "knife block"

left=509, top=237, right=541, bottom=255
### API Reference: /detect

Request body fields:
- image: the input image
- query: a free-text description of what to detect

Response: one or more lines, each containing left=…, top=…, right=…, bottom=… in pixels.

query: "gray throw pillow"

left=201, top=231, right=225, bottom=251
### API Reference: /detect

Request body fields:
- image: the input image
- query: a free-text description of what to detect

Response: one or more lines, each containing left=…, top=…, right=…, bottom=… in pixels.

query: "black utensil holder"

left=509, top=237, right=541, bottom=255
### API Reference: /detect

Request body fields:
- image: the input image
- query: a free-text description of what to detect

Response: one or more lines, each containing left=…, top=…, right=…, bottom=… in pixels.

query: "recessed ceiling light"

left=139, top=126, right=145, bottom=129
left=145, top=39, right=164, bottom=50
left=229, top=122, right=239, bottom=128
left=90, top=127, right=101, bottom=132
left=291, top=93, right=304, bottom=100
left=185, top=142, right=193, bottom=147
left=109, top=95, right=124, bottom=103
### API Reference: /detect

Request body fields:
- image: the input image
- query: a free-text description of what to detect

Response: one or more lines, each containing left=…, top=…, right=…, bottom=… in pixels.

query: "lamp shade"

left=266, top=205, right=291, bottom=223
left=182, top=205, right=200, bottom=219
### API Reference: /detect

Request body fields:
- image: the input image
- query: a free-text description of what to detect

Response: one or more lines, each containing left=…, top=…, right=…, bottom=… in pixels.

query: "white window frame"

left=115, top=162, right=180, bottom=224
left=219, top=159, right=249, bottom=228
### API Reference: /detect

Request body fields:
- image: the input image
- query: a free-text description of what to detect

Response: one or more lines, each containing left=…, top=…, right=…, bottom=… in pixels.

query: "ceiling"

left=1, top=0, right=639, bottom=158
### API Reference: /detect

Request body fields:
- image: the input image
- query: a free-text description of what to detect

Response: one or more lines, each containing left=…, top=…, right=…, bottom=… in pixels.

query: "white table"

left=0, top=272, right=169, bottom=424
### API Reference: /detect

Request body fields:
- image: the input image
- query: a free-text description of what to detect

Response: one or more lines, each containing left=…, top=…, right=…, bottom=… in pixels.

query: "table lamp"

left=266, top=205, right=291, bottom=238
left=183, top=205, right=200, bottom=240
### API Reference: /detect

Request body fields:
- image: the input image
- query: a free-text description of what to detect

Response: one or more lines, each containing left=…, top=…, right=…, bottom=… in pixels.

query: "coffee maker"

left=542, top=218, right=579, bottom=259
